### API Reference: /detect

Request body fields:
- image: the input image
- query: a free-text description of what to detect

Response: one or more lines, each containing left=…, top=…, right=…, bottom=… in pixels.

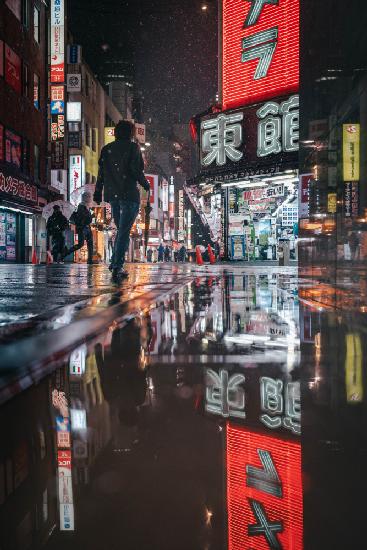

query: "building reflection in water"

left=0, top=272, right=303, bottom=549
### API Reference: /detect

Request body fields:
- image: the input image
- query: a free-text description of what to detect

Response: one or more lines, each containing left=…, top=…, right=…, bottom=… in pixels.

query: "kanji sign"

left=0, top=170, right=38, bottom=204
left=200, top=95, right=299, bottom=172
left=222, top=0, right=299, bottom=110
left=206, top=369, right=246, bottom=419
left=227, top=426, right=303, bottom=550
left=50, top=0, right=65, bottom=83
left=343, top=124, right=360, bottom=182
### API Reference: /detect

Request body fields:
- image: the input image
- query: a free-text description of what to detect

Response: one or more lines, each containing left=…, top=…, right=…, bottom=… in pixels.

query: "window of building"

left=33, top=74, right=39, bottom=109
left=33, top=4, right=40, bottom=43
left=22, top=63, right=29, bottom=97
left=92, top=128, right=97, bottom=152
left=21, top=0, right=29, bottom=27
left=5, top=129, right=22, bottom=170
left=85, top=122, right=90, bottom=147
left=34, top=144, right=40, bottom=182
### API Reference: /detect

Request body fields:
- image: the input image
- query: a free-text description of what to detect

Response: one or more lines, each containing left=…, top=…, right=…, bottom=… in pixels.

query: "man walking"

left=64, top=192, right=93, bottom=264
left=93, top=120, right=150, bottom=281
left=46, top=205, right=68, bottom=263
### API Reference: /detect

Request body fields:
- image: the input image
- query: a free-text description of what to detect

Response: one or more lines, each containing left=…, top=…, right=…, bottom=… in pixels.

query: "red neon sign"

left=227, top=424, right=303, bottom=550
left=222, top=0, right=299, bottom=110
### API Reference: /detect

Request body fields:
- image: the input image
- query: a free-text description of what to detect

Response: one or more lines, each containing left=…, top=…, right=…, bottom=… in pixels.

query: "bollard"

left=31, top=249, right=39, bottom=265
left=195, top=246, right=204, bottom=266
left=208, top=244, right=216, bottom=265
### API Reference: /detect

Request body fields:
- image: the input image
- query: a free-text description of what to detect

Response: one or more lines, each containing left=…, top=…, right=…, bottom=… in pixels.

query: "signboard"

left=200, top=95, right=298, bottom=174
left=69, top=345, right=86, bottom=376
left=51, top=141, right=65, bottom=170
left=222, top=0, right=299, bottom=110
left=299, top=174, right=311, bottom=219
left=69, top=155, right=83, bottom=193
left=66, top=102, right=81, bottom=122
left=327, top=193, right=337, bottom=214
left=344, top=181, right=359, bottom=218
left=343, top=124, right=360, bottom=182
left=50, top=0, right=65, bottom=83
left=135, top=123, right=146, bottom=145
left=68, top=131, right=81, bottom=149
left=56, top=416, right=71, bottom=449
left=104, top=127, right=115, bottom=146
left=146, top=174, right=159, bottom=219
left=231, top=235, right=246, bottom=260
left=162, top=179, right=169, bottom=211
left=5, top=45, right=21, bottom=93
left=0, top=170, right=38, bottom=204
left=227, top=426, right=303, bottom=550
left=57, top=450, right=74, bottom=531
left=51, top=100, right=64, bottom=115
left=67, top=73, right=82, bottom=93
left=51, top=114, right=65, bottom=141
left=51, top=85, right=65, bottom=102
left=67, top=45, right=81, bottom=64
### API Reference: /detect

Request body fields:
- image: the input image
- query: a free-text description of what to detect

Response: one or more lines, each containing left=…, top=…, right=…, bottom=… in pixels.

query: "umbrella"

left=42, top=200, right=75, bottom=220
left=70, top=184, right=109, bottom=208
left=144, top=192, right=152, bottom=257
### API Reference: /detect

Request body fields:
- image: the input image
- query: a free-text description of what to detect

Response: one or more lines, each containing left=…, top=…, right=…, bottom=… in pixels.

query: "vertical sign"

left=69, top=155, right=83, bottom=194
left=51, top=0, right=65, bottom=83
left=227, top=425, right=303, bottom=550
left=343, top=124, right=360, bottom=182
left=146, top=174, right=159, bottom=219
left=299, top=174, right=312, bottom=219
left=222, top=0, right=299, bottom=110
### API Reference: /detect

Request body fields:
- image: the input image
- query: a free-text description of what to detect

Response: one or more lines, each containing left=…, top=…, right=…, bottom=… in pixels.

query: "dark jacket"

left=70, top=203, right=92, bottom=229
left=96, top=138, right=146, bottom=203
left=46, top=211, right=68, bottom=237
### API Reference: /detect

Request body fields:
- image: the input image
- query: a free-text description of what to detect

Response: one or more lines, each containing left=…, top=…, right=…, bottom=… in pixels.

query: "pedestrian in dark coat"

left=46, top=205, right=68, bottom=263
left=94, top=120, right=150, bottom=281
left=164, top=245, right=171, bottom=262
left=147, top=248, right=153, bottom=262
left=158, top=243, right=164, bottom=262
left=64, top=193, right=94, bottom=263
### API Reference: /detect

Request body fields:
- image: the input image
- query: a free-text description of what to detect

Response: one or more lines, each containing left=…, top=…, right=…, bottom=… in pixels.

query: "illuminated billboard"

left=227, top=425, right=303, bottom=550
left=222, top=0, right=299, bottom=110
left=50, top=0, right=65, bottom=83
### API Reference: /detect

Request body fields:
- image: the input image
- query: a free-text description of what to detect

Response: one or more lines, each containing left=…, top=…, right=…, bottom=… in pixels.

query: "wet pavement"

left=0, top=265, right=364, bottom=549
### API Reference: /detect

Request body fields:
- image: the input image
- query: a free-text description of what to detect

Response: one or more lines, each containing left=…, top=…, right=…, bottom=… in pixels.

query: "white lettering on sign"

left=257, top=95, right=299, bottom=157
left=201, top=113, right=244, bottom=167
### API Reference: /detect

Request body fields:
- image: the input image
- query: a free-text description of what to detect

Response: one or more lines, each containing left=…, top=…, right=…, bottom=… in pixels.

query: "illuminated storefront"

left=189, top=0, right=299, bottom=262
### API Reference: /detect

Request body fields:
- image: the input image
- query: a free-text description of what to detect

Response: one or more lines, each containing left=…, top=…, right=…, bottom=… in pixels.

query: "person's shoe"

left=111, top=268, right=129, bottom=282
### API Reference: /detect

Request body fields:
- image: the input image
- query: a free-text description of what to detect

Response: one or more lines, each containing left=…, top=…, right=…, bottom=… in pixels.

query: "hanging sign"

left=50, top=0, right=65, bottom=83
left=343, top=124, right=360, bottom=182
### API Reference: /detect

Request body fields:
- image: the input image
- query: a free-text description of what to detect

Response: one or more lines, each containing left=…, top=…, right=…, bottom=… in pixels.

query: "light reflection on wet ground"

left=0, top=268, right=364, bottom=549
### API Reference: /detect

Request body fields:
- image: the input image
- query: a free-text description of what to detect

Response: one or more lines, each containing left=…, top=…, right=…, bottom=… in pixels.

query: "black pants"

left=67, top=226, right=93, bottom=262
left=51, top=234, right=65, bottom=262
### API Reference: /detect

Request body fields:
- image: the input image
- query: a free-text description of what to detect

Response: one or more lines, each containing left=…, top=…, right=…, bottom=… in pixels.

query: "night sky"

left=68, top=0, right=218, bottom=128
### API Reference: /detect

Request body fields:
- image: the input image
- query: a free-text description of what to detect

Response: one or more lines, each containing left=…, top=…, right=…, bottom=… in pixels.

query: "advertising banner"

left=69, top=155, right=83, bottom=194
left=5, top=45, right=21, bottom=93
left=146, top=174, right=159, bottom=219
left=222, top=0, right=299, bottom=110
left=51, top=0, right=65, bottom=83
left=343, top=124, right=360, bottom=182
left=51, top=114, right=65, bottom=141
left=231, top=235, right=246, bottom=260
left=0, top=169, right=38, bottom=204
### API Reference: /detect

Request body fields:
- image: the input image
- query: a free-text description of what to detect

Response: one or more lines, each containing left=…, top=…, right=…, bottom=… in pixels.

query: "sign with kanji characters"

left=222, top=0, right=299, bottom=110
left=50, top=0, right=65, bottom=83
left=200, top=95, right=298, bottom=174
left=56, top=416, right=71, bottom=449
left=227, top=426, right=303, bottom=550
left=51, top=114, right=65, bottom=141
left=0, top=170, right=38, bottom=204
left=344, top=181, right=359, bottom=218
left=343, top=124, right=360, bottom=182
left=51, top=141, right=65, bottom=170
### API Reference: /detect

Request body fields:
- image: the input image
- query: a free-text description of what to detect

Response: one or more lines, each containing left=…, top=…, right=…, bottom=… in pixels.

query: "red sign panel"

left=0, top=170, right=38, bottom=204
left=227, top=425, right=303, bottom=550
left=222, top=0, right=299, bottom=110
left=5, top=44, right=21, bottom=94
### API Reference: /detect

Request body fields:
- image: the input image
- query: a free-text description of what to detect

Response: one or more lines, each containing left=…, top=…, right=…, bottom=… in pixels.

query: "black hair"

left=115, top=120, right=134, bottom=140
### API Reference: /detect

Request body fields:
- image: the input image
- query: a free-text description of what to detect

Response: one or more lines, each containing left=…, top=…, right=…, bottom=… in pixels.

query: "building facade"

left=0, top=0, right=49, bottom=263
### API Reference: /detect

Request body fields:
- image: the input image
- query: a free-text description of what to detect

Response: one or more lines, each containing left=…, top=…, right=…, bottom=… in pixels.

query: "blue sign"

left=51, top=100, right=65, bottom=114
left=68, top=45, right=81, bottom=64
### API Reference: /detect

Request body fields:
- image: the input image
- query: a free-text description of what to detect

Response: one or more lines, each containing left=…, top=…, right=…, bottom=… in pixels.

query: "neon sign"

left=227, top=425, right=303, bottom=550
left=222, top=0, right=299, bottom=110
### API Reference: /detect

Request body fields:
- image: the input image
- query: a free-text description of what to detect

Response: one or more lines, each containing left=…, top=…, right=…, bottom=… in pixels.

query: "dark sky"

left=68, top=0, right=218, bottom=127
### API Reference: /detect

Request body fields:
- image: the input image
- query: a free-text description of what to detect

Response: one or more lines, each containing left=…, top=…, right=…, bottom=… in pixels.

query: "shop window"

left=34, top=144, right=40, bottom=182
left=5, top=129, right=22, bottom=170
left=0, top=212, right=17, bottom=262
left=33, top=73, right=40, bottom=109
left=22, top=63, right=29, bottom=97
left=92, top=128, right=97, bottom=152
left=33, top=4, right=40, bottom=44
left=5, top=44, right=21, bottom=94
left=0, top=124, right=4, bottom=163
left=85, top=122, right=91, bottom=147
left=21, top=0, right=29, bottom=27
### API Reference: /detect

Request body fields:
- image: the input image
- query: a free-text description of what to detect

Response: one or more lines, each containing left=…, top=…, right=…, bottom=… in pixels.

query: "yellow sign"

left=345, top=333, right=363, bottom=403
left=104, top=127, right=115, bottom=146
left=343, top=124, right=360, bottom=181
left=327, top=193, right=337, bottom=213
